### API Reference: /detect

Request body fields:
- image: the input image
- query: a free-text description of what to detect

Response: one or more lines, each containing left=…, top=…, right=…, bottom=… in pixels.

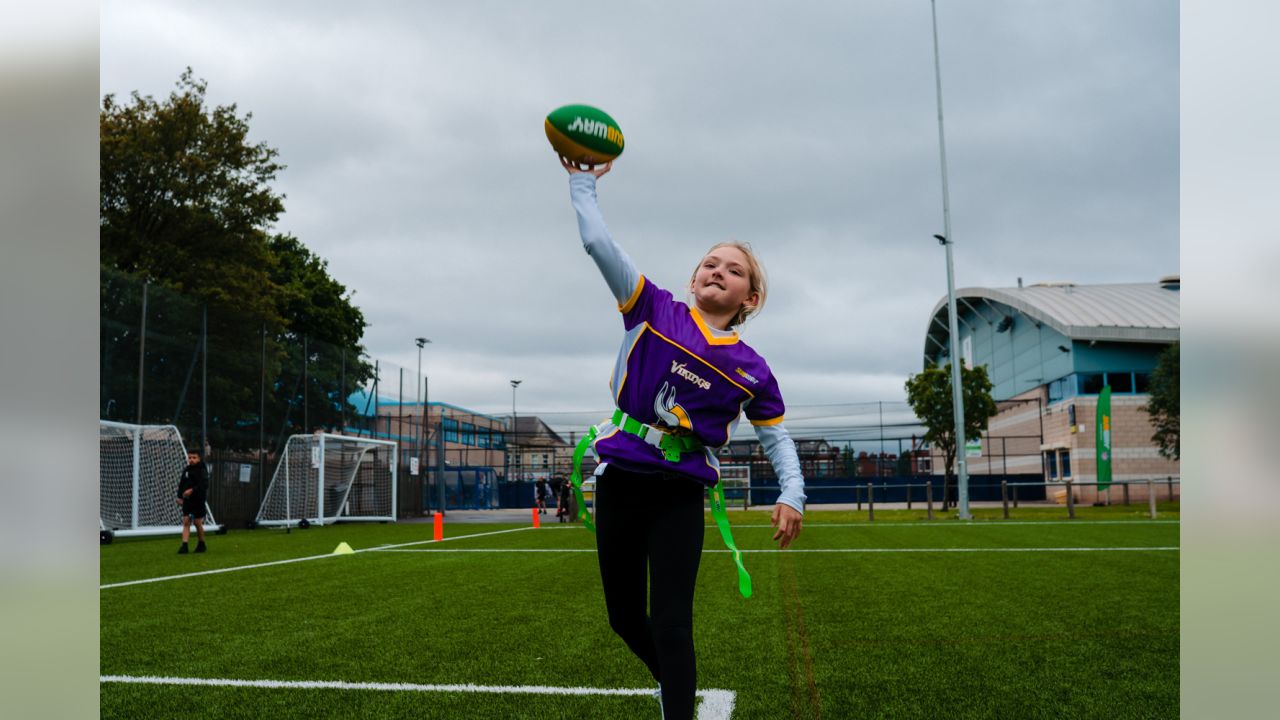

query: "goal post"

left=256, top=433, right=397, bottom=527
left=99, top=420, right=220, bottom=537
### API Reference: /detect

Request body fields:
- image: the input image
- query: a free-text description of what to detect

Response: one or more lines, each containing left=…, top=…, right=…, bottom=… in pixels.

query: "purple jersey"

left=570, top=173, right=805, bottom=512
left=594, top=276, right=786, bottom=487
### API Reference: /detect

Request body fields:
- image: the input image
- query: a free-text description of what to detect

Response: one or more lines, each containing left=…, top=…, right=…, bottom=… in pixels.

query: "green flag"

left=1096, top=385, right=1112, bottom=490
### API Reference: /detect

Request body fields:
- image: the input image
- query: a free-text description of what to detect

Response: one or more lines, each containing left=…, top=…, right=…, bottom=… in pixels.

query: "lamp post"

left=510, top=380, right=522, bottom=484
left=415, top=337, right=431, bottom=513
left=931, top=0, right=970, bottom=519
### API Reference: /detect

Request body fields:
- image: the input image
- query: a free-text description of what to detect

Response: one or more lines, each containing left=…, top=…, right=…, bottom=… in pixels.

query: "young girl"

left=562, top=157, right=805, bottom=719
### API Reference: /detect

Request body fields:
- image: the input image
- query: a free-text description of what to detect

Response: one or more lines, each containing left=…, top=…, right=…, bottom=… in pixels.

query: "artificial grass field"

left=100, top=505, right=1179, bottom=719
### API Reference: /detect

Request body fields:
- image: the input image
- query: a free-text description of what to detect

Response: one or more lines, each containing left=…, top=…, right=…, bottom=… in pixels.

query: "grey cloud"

left=101, top=0, right=1177, bottom=419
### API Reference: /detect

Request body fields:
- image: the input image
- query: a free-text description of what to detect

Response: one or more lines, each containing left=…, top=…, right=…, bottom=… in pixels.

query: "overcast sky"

left=100, top=0, right=1178, bottom=436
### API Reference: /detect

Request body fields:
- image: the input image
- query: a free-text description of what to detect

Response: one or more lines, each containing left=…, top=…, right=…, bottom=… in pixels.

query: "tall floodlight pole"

left=510, top=380, right=522, bottom=484
left=415, top=337, right=431, bottom=513
left=931, top=0, right=970, bottom=519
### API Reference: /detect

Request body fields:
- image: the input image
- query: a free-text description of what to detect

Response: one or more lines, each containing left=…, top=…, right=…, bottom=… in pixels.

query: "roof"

left=925, top=281, right=1180, bottom=360
left=512, top=416, right=568, bottom=447
left=347, top=390, right=503, bottom=422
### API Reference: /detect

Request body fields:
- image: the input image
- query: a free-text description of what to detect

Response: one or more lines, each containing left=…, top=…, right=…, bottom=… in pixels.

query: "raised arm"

left=566, top=164, right=640, bottom=305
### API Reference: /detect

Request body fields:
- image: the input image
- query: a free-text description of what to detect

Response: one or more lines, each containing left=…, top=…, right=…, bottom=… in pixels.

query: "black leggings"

left=595, top=465, right=705, bottom=720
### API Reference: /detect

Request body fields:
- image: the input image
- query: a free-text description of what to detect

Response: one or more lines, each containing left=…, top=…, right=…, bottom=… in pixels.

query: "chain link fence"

left=102, top=270, right=1078, bottom=526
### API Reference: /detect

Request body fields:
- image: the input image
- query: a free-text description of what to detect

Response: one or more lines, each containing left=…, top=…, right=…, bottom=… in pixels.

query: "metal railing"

left=733, top=476, right=1180, bottom=521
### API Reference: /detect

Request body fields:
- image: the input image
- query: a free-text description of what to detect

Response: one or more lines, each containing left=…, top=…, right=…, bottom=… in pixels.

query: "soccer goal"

left=719, top=464, right=751, bottom=510
left=99, top=420, right=220, bottom=537
left=255, top=433, right=397, bottom=527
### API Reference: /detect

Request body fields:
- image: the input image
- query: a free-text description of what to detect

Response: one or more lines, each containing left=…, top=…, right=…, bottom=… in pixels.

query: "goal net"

left=256, top=433, right=397, bottom=527
left=99, top=420, right=220, bottom=536
left=719, top=464, right=752, bottom=510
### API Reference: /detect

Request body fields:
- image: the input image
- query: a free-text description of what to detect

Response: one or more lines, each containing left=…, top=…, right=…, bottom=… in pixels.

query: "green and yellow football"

left=545, top=104, right=624, bottom=167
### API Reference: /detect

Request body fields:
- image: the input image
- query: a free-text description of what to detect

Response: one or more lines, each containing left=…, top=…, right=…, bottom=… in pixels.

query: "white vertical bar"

left=131, top=427, right=141, bottom=530
left=284, top=438, right=292, bottom=529
left=390, top=441, right=398, bottom=520
left=317, top=433, right=326, bottom=525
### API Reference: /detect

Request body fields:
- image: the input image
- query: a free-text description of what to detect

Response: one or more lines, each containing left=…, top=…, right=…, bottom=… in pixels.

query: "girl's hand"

left=771, top=503, right=803, bottom=549
left=560, top=155, right=612, bottom=178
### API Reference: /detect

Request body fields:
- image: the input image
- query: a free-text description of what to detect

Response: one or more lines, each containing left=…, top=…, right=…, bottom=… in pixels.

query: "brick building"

left=922, top=276, right=1180, bottom=503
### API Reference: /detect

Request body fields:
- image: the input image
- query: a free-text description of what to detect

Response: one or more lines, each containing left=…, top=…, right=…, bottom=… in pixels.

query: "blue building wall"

left=938, top=300, right=1165, bottom=403
left=953, top=303, right=1073, bottom=400
left=1070, top=342, right=1163, bottom=374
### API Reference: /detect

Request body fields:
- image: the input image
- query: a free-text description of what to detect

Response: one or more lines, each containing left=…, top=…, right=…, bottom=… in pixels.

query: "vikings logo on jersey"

left=654, top=381, right=694, bottom=433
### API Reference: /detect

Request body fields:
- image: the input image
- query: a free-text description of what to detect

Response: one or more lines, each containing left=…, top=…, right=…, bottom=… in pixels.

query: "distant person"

left=560, top=159, right=805, bottom=719
left=535, top=478, right=549, bottom=515
left=176, top=449, right=209, bottom=554
left=557, top=477, right=572, bottom=523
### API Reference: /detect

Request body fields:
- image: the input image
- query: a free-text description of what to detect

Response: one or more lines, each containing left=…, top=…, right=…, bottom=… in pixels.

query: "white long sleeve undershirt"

left=570, top=173, right=805, bottom=515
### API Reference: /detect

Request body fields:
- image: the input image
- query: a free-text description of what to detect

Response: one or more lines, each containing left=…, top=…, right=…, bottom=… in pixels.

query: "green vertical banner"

left=1096, top=385, right=1112, bottom=490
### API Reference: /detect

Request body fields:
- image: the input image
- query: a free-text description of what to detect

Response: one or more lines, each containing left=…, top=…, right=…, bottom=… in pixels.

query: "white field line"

left=371, top=546, right=1179, bottom=554
left=99, top=526, right=537, bottom=590
left=100, top=675, right=735, bottom=720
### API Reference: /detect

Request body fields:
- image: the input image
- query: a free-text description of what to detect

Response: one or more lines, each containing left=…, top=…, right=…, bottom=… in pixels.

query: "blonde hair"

left=690, top=241, right=768, bottom=327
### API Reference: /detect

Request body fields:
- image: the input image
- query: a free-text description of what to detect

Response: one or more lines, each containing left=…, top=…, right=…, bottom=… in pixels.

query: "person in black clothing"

left=535, top=478, right=549, bottom=515
left=557, top=477, right=572, bottom=523
left=176, top=450, right=209, bottom=554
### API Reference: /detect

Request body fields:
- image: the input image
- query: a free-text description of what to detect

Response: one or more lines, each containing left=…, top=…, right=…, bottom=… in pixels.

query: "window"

left=1076, top=371, right=1143, bottom=394
left=1106, top=372, right=1133, bottom=393
left=1059, top=451, right=1071, bottom=478
left=1077, top=373, right=1105, bottom=394
left=478, top=429, right=490, bottom=449
left=444, top=418, right=459, bottom=443
left=1134, top=372, right=1151, bottom=393
left=1044, top=451, right=1058, bottom=480
left=493, top=432, right=505, bottom=449
left=461, top=422, right=475, bottom=446
left=1048, top=376, right=1071, bottom=403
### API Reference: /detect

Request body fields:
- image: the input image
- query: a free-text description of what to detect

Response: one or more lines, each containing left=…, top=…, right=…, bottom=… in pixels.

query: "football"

left=545, top=104, right=625, bottom=166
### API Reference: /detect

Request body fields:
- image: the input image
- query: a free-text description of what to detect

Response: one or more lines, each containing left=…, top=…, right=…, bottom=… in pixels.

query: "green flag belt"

left=569, top=410, right=752, bottom=598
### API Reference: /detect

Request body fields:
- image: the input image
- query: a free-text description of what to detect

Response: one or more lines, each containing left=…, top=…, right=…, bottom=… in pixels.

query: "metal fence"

left=101, top=269, right=1065, bottom=528
left=101, top=268, right=459, bottom=527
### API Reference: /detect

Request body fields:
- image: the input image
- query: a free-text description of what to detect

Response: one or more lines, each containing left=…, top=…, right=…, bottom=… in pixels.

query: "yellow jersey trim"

left=645, top=324, right=754, bottom=399
left=750, top=415, right=785, bottom=427
left=690, top=306, right=740, bottom=345
left=619, top=275, right=646, bottom=314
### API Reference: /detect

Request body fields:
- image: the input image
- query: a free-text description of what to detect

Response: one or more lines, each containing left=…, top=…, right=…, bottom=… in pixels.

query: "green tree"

left=266, top=234, right=372, bottom=439
left=100, top=69, right=372, bottom=448
left=840, top=443, right=857, bottom=477
left=904, top=362, right=997, bottom=510
left=1142, top=342, right=1179, bottom=460
left=895, top=452, right=912, bottom=476
left=101, top=68, right=283, bottom=326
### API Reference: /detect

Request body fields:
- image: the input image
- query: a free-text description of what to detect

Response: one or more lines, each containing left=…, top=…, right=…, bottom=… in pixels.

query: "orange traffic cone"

left=532, top=507, right=540, bottom=529
left=433, top=511, right=443, bottom=542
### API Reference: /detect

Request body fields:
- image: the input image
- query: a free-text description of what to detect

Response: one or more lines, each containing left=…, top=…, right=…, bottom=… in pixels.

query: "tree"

left=840, top=443, right=857, bottom=477
left=1143, top=342, right=1179, bottom=460
left=904, top=362, right=997, bottom=510
left=100, top=69, right=372, bottom=448
left=266, top=234, right=373, bottom=440
left=101, top=68, right=283, bottom=327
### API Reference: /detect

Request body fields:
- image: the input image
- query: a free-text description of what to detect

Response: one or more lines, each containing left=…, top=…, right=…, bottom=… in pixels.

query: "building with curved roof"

left=922, top=276, right=1179, bottom=500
